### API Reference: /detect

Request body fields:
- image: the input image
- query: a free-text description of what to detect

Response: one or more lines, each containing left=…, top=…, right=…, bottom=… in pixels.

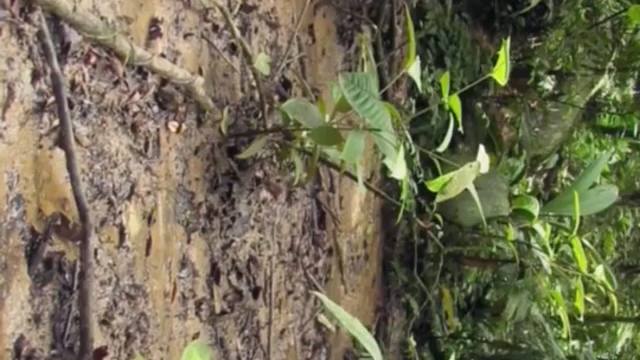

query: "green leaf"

left=280, top=98, right=325, bottom=129
left=574, top=277, right=584, bottom=318
left=490, top=37, right=511, bottom=86
left=543, top=184, right=618, bottom=216
left=542, top=151, right=614, bottom=214
left=311, top=291, right=383, bottom=360
left=308, top=125, right=344, bottom=146
left=339, top=72, right=399, bottom=167
left=550, top=287, right=570, bottom=339
left=435, top=114, right=455, bottom=153
left=448, top=93, right=463, bottom=133
left=512, top=194, right=540, bottom=221
left=134, top=353, right=145, bottom=360
left=407, top=56, right=423, bottom=93
left=236, top=136, right=269, bottom=159
left=341, top=130, right=366, bottom=164
left=466, top=184, right=487, bottom=227
left=627, top=4, right=640, bottom=26
left=253, top=52, right=271, bottom=76
left=180, top=339, right=212, bottom=360
left=571, top=190, right=580, bottom=235
left=386, top=145, right=407, bottom=180
left=570, top=235, right=588, bottom=274
left=220, top=105, right=230, bottom=135
left=439, top=71, right=450, bottom=100
left=403, top=4, right=416, bottom=70
left=441, top=287, right=456, bottom=332
left=425, top=171, right=456, bottom=193
left=433, top=161, right=481, bottom=203
left=329, top=82, right=352, bottom=115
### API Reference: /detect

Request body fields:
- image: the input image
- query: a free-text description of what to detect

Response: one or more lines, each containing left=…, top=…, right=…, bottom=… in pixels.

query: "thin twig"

left=36, top=11, right=93, bottom=360
left=31, top=0, right=219, bottom=118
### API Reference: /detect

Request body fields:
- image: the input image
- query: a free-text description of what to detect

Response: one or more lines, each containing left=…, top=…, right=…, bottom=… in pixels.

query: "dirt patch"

left=0, top=0, right=397, bottom=359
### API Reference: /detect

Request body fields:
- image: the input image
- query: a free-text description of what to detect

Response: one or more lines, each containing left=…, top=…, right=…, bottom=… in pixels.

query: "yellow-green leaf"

left=490, top=37, right=511, bottom=86
left=433, top=161, right=481, bottom=203
left=448, top=93, right=463, bottom=133
left=311, top=291, right=383, bottom=360
left=407, top=56, right=422, bottom=93
left=441, top=287, right=456, bottom=332
left=627, top=5, right=640, bottom=26
left=512, top=194, right=540, bottom=221
left=403, top=4, right=417, bottom=70
left=574, top=277, right=585, bottom=319
left=236, top=136, right=269, bottom=159
left=309, top=125, right=344, bottom=146
left=439, top=71, right=450, bottom=100
left=425, top=171, right=456, bottom=193
left=570, top=235, right=588, bottom=274
left=253, top=52, right=271, bottom=76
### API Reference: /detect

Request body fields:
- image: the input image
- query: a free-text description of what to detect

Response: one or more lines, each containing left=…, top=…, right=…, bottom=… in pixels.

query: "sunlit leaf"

left=236, top=136, right=269, bottom=159
left=341, top=129, right=365, bottom=161
left=490, top=37, right=511, bottom=86
left=280, top=98, right=325, bottom=129
left=311, top=291, right=383, bottom=360
left=439, top=71, right=450, bottom=100
left=253, top=52, right=271, bottom=76
left=407, top=56, right=422, bottom=93
left=570, top=235, right=588, bottom=274
left=308, top=125, right=344, bottom=146
left=448, top=94, right=463, bottom=133
left=403, top=4, right=417, bottom=70
left=180, top=339, right=212, bottom=360
left=435, top=114, right=455, bottom=153
left=627, top=4, right=640, bottom=26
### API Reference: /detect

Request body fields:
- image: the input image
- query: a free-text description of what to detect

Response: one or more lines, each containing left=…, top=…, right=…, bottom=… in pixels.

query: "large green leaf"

left=543, top=184, right=618, bottom=216
left=280, top=98, right=325, bottom=129
left=339, top=72, right=399, bottom=168
left=542, top=151, right=613, bottom=214
left=311, top=291, right=383, bottom=360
